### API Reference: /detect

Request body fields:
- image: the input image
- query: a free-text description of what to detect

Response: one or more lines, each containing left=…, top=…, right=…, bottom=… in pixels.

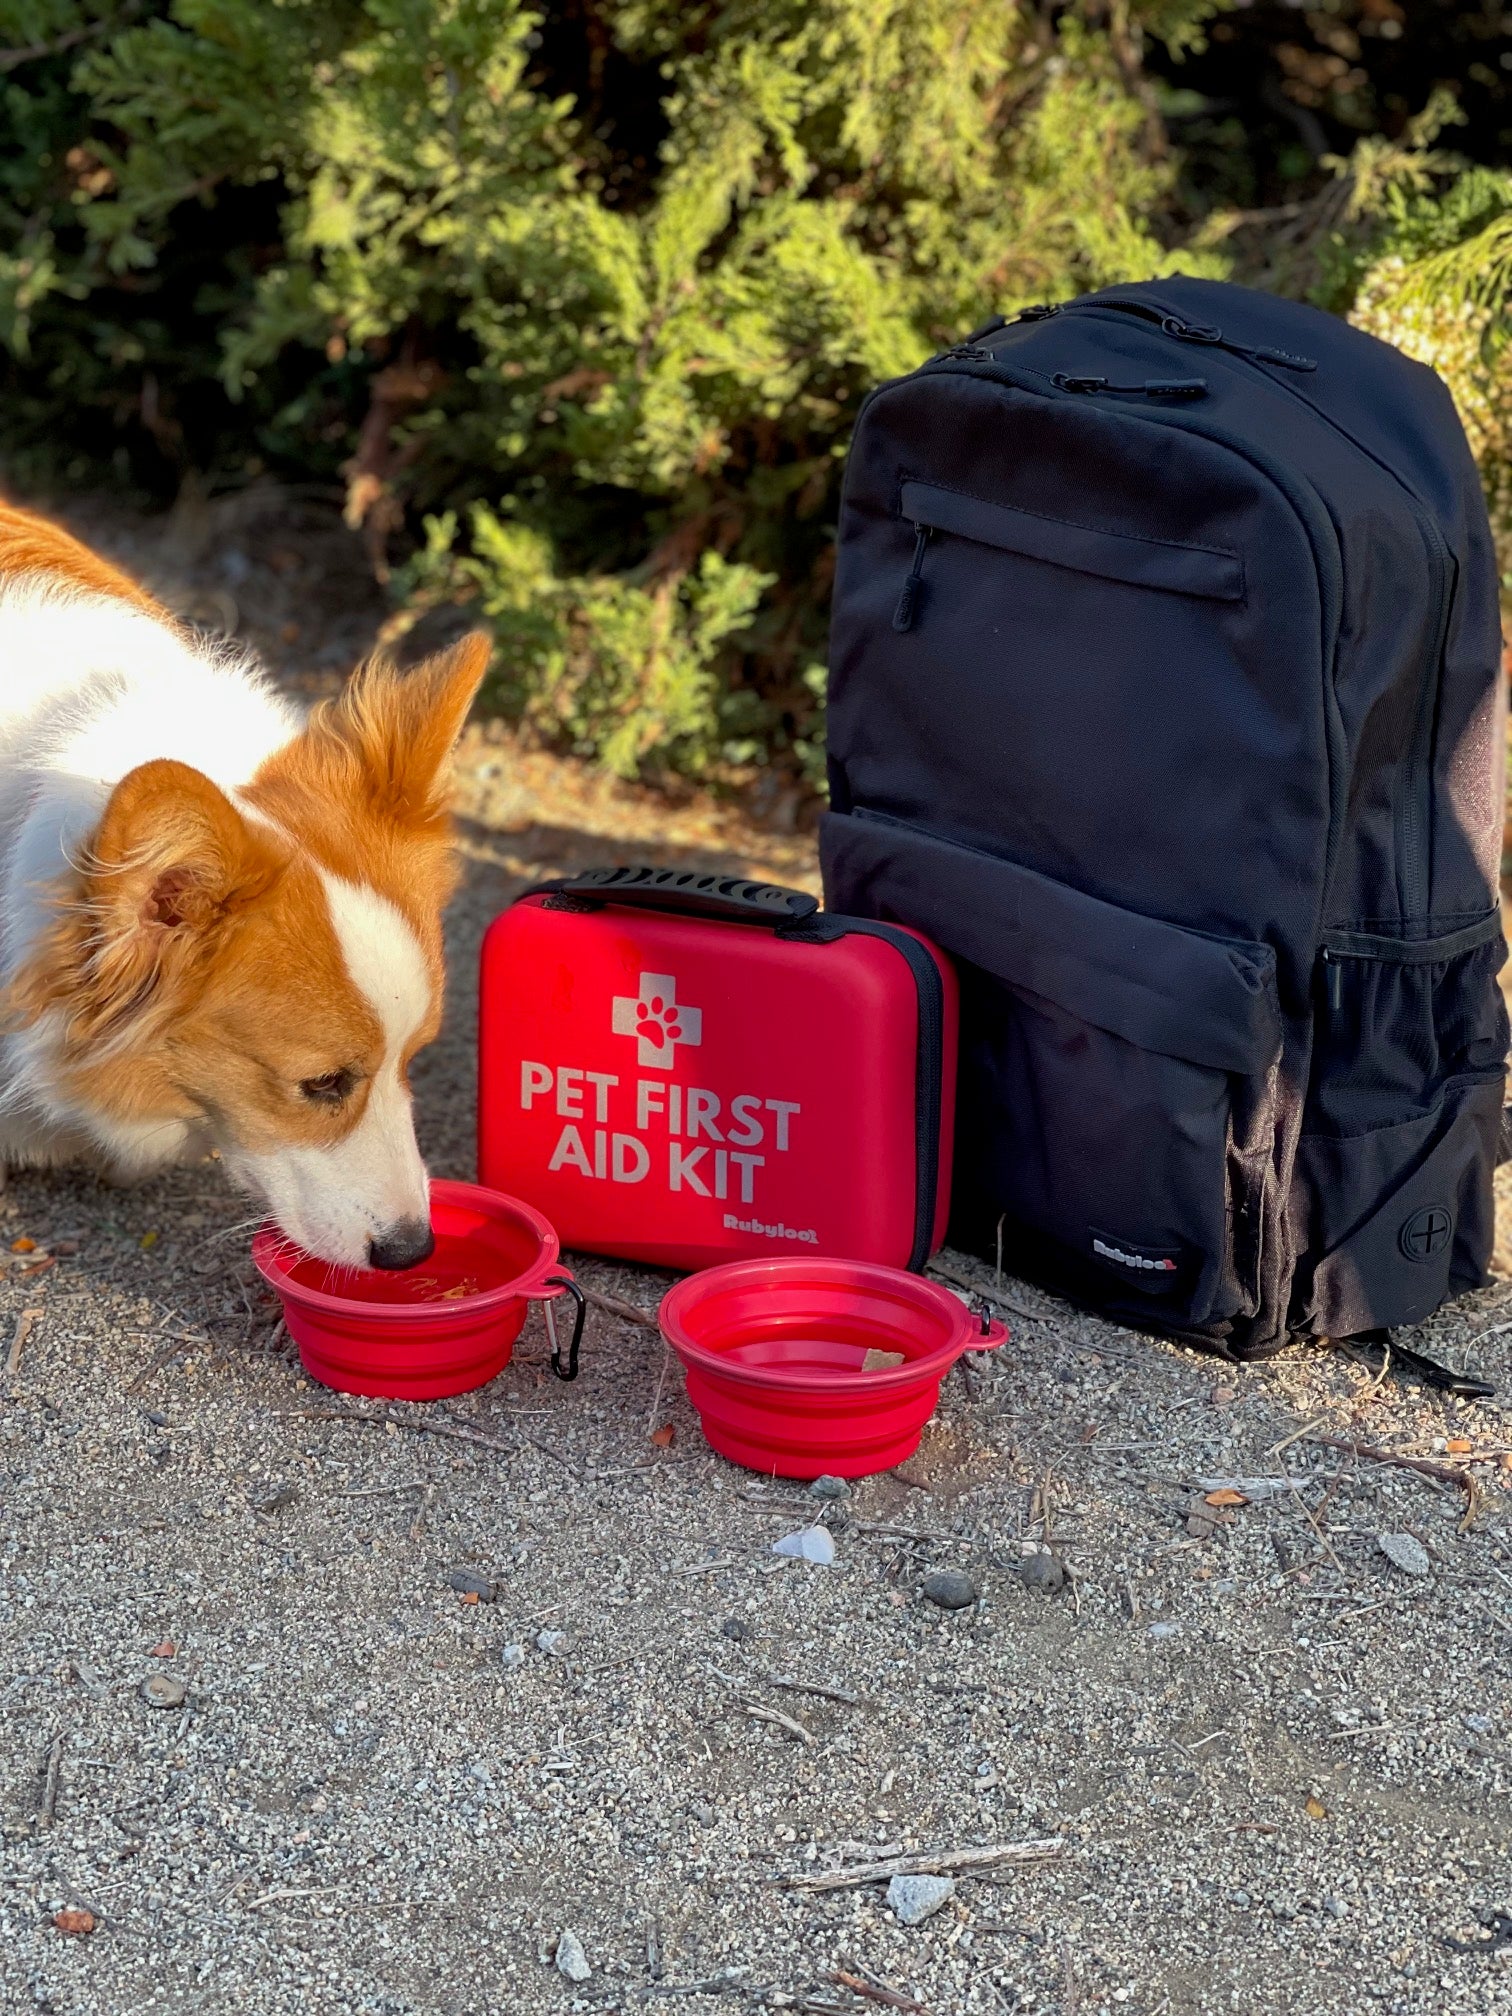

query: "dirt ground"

left=1, top=490, right=1510, bottom=2016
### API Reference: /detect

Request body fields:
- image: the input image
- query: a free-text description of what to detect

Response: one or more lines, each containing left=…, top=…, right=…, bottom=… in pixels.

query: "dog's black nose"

left=368, top=1218, right=436, bottom=1270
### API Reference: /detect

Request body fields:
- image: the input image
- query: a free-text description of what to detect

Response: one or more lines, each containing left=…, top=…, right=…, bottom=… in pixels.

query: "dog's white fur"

left=0, top=575, right=438, bottom=1262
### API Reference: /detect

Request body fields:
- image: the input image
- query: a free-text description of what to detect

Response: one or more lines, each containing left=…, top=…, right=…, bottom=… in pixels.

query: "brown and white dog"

left=0, top=501, right=489, bottom=1269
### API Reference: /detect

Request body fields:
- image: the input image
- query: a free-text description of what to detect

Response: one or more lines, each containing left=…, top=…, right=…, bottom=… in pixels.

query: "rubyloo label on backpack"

left=477, top=882, right=957, bottom=1273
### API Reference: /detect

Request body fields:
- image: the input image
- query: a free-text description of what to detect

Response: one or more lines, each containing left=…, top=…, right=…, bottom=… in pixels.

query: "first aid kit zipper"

left=1056, top=294, right=1453, bottom=923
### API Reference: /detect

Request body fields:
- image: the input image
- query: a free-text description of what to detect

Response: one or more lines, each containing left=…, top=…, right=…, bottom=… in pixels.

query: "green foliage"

left=0, top=0, right=1229, bottom=783
left=5, top=1, right=1509, bottom=785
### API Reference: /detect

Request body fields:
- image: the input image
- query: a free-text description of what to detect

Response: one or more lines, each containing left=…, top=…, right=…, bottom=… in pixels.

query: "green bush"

left=3, top=3, right=1510, bottom=787
left=0, top=0, right=1230, bottom=782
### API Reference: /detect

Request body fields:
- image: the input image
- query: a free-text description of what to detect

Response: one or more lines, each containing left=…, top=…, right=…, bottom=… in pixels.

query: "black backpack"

left=821, top=276, right=1509, bottom=1370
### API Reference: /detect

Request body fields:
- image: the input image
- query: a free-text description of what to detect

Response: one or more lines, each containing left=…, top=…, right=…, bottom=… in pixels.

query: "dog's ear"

left=64, top=760, right=286, bottom=1036
left=314, top=631, right=491, bottom=831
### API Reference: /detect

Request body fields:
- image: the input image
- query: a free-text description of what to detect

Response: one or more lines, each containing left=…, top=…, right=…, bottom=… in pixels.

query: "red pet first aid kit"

left=478, top=867, right=957, bottom=1271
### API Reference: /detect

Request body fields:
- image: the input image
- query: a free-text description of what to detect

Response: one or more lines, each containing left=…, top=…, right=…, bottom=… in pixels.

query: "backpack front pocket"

left=821, top=810, right=1283, bottom=1334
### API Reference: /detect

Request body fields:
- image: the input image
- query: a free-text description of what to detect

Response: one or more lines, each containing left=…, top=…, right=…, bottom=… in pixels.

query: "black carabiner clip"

left=542, top=1275, right=588, bottom=1382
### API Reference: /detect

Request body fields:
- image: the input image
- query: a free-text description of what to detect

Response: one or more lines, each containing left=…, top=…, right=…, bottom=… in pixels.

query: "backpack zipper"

left=894, top=348, right=1207, bottom=632
left=893, top=524, right=931, bottom=632
left=1072, top=296, right=1318, bottom=373
left=1065, top=296, right=1451, bottom=920
left=911, top=345, right=1349, bottom=901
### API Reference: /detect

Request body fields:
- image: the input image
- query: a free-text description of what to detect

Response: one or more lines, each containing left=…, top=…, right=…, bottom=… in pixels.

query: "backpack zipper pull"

left=1052, top=372, right=1208, bottom=400
left=1159, top=313, right=1316, bottom=373
left=1322, top=946, right=1344, bottom=1013
left=1015, top=303, right=1063, bottom=323
left=893, top=525, right=931, bottom=633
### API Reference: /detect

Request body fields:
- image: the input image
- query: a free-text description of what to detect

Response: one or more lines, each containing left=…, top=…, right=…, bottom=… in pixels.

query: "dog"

left=0, top=500, right=489, bottom=1269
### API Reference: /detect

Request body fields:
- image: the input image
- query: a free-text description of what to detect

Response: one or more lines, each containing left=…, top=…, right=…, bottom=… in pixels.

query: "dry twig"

left=582, top=1286, right=659, bottom=1328
left=1312, top=1434, right=1481, bottom=1529
left=830, top=1969, right=933, bottom=2014
left=779, top=1838, right=1063, bottom=1892
left=35, top=1732, right=63, bottom=1829
left=7, top=1305, right=43, bottom=1380
left=767, top=1673, right=862, bottom=1706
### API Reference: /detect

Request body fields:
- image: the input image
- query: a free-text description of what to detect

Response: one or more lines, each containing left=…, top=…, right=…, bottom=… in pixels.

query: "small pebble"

left=500, top=1643, right=526, bottom=1671
left=887, top=1873, right=955, bottom=1926
left=1019, top=1552, right=1066, bottom=1595
left=1324, top=1896, right=1348, bottom=1920
left=554, top=1929, right=591, bottom=1983
left=719, top=1617, right=752, bottom=1642
left=1377, top=1532, right=1431, bottom=1578
left=808, top=1474, right=850, bottom=1501
left=536, top=1628, right=568, bottom=1657
left=447, top=1568, right=495, bottom=1601
left=771, top=1526, right=835, bottom=1565
left=1229, top=1890, right=1251, bottom=1909
left=921, top=1569, right=976, bottom=1610
left=1147, top=1621, right=1182, bottom=1640
left=141, top=1674, right=186, bottom=1710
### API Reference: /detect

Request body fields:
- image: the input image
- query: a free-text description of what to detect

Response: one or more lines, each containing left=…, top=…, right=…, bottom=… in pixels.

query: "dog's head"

left=17, top=633, right=490, bottom=1267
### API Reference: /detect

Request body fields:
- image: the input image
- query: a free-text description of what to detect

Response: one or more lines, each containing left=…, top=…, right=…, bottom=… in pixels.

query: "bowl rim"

left=657, top=1255, right=985, bottom=1395
left=251, top=1178, right=562, bottom=1325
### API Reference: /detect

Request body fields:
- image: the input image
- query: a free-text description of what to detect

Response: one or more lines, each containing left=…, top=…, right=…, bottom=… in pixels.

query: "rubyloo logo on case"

left=611, top=972, right=703, bottom=1068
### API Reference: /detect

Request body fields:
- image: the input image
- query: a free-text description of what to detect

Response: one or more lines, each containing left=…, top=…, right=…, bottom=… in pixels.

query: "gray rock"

left=719, top=1617, right=752, bottom=1642
left=1019, top=1552, right=1066, bottom=1595
left=808, top=1474, right=851, bottom=1501
left=554, top=1929, right=591, bottom=1982
left=447, top=1567, right=495, bottom=1601
left=1324, top=1895, right=1349, bottom=1919
left=499, top=1643, right=526, bottom=1671
left=142, top=1674, right=186, bottom=1710
left=921, top=1569, right=976, bottom=1610
left=1377, top=1532, right=1431, bottom=1577
left=536, top=1628, right=568, bottom=1657
left=887, top=1872, right=955, bottom=1925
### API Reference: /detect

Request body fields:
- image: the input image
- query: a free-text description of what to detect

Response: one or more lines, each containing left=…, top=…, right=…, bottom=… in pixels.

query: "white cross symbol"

left=611, top=972, right=703, bottom=1069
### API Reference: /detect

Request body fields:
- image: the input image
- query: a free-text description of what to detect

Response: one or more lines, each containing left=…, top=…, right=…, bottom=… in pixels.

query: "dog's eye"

left=299, top=1070, right=356, bottom=1105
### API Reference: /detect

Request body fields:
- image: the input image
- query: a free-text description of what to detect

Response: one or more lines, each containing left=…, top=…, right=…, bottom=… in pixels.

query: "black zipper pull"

left=944, top=343, right=993, bottom=363
left=892, top=525, right=931, bottom=633
left=1322, top=947, right=1344, bottom=1013
left=1159, top=313, right=1316, bottom=373
left=1245, top=343, right=1317, bottom=372
left=1015, top=303, right=1063, bottom=323
left=1052, top=372, right=1208, bottom=400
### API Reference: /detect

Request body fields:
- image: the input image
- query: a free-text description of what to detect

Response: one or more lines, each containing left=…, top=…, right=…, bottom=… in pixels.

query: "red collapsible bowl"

left=658, top=1257, right=1007, bottom=1479
left=252, top=1180, right=570, bottom=1401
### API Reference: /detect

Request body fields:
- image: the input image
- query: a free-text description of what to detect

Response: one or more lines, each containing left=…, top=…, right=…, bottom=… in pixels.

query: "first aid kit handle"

left=542, top=865, right=819, bottom=927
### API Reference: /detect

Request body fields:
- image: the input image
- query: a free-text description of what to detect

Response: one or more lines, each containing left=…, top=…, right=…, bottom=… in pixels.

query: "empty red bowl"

left=658, top=1256, right=1007, bottom=1478
left=252, top=1180, right=585, bottom=1400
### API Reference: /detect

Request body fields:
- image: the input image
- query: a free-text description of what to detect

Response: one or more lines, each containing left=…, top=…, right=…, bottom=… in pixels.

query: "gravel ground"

left=2, top=494, right=1511, bottom=2016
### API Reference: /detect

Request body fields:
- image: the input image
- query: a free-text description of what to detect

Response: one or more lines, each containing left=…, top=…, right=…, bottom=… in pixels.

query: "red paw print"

left=637, top=996, right=683, bottom=1044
